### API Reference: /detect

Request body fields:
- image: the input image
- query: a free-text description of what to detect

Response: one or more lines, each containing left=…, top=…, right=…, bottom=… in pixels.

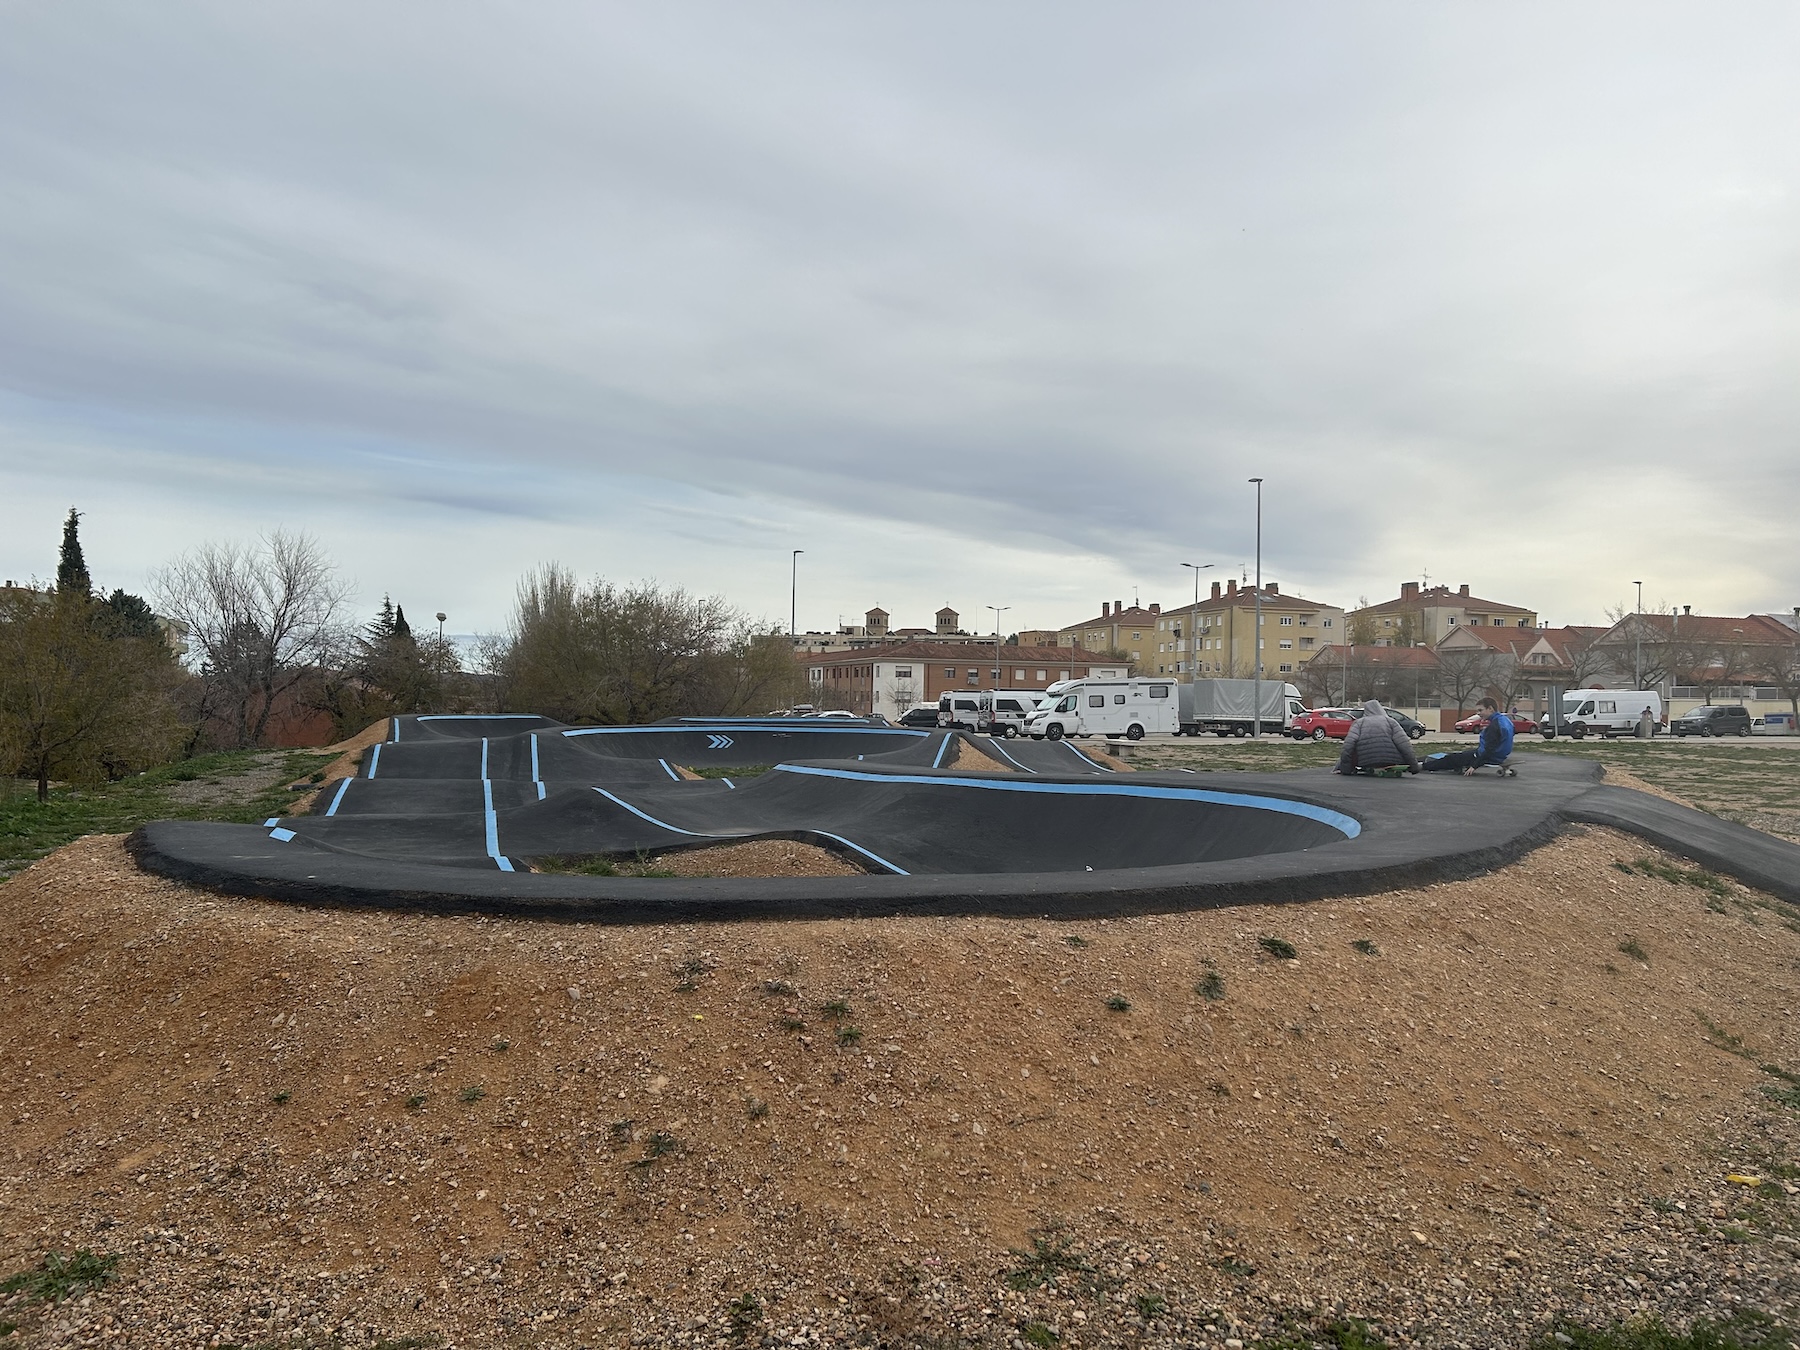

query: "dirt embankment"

left=2, top=829, right=1799, bottom=1348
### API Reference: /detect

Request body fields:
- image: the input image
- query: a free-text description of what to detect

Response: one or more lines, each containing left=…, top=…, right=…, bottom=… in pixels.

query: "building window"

left=896, top=667, right=913, bottom=679
left=1382, top=618, right=1392, bottom=627
left=1014, top=668, right=1025, bottom=680
left=1278, top=639, right=1293, bottom=649
left=944, top=667, right=955, bottom=677
left=1299, top=637, right=1313, bottom=649
left=1447, top=616, right=1457, bottom=625
left=1322, top=619, right=1333, bottom=628
left=1278, top=663, right=1293, bottom=673
left=1279, top=616, right=1293, bottom=625
left=1036, top=670, right=1046, bottom=680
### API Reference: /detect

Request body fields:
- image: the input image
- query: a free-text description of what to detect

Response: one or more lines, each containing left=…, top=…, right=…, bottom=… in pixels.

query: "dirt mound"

left=3, top=828, right=1799, bottom=1347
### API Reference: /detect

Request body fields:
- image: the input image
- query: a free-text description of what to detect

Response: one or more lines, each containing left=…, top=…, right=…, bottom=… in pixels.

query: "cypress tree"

left=56, top=507, right=91, bottom=596
left=394, top=605, right=413, bottom=640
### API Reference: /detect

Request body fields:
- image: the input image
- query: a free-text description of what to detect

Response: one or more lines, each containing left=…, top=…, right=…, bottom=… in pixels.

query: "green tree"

left=1346, top=597, right=1379, bottom=647
left=56, top=508, right=91, bottom=597
left=100, top=588, right=161, bottom=639
left=495, top=565, right=801, bottom=724
left=0, top=591, right=182, bottom=801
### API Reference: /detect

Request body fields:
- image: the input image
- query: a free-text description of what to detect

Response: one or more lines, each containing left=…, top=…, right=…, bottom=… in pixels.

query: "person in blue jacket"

left=1421, top=698, right=1517, bottom=776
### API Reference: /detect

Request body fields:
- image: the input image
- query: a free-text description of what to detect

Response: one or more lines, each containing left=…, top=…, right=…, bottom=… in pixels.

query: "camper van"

left=1541, top=690, right=1663, bottom=740
left=1023, top=677, right=1181, bottom=741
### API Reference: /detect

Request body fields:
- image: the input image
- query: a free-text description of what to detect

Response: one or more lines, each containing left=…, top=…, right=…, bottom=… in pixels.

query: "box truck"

left=1176, top=680, right=1305, bottom=737
left=1024, top=678, right=1180, bottom=741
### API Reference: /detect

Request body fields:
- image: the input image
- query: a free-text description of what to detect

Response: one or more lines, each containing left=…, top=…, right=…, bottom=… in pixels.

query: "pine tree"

left=57, top=507, right=91, bottom=596
left=393, top=605, right=412, bottom=640
left=365, top=595, right=396, bottom=644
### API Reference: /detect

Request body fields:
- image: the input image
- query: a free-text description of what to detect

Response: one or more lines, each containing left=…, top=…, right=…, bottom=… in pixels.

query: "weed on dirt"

left=0, top=1249, right=119, bottom=1306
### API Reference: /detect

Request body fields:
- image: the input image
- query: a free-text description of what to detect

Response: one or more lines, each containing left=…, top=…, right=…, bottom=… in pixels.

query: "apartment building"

left=1350, top=581, right=1538, bottom=646
left=1053, top=601, right=1163, bottom=667
left=800, top=642, right=1124, bottom=718
left=1152, top=580, right=1345, bottom=680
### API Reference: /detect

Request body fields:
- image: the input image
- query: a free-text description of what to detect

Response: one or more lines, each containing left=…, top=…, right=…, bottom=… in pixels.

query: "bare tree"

left=154, top=531, right=353, bottom=748
left=1768, top=636, right=1800, bottom=723
left=1435, top=646, right=1500, bottom=718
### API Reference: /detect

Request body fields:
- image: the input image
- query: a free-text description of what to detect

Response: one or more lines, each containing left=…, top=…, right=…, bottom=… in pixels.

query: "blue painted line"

left=530, top=733, right=540, bottom=782
left=722, top=778, right=735, bottom=790
left=658, top=759, right=681, bottom=782
left=368, top=743, right=382, bottom=778
left=932, top=736, right=953, bottom=768
left=537, top=782, right=547, bottom=800
left=562, top=725, right=927, bottom=739
left=268, top=827, right=296, bottom=843
left=482, top=779, right=515, bottom=872
left=813, top=831, right=910, bottom=876
left=325, top=778, right=352, bottom=816
left=984, top=740, right=1036, bottom=774
left=770, top=765, right=1361, bottom=839
left=390, top=717, right=399, bottom=742
left=592, top=789, right=710, bottom=836
left=263, top=817, right=279, bottom=827
left=480, top=737, right=489, bottom=779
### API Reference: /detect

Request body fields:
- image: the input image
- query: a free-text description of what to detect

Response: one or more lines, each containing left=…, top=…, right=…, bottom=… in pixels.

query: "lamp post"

left=435, top=612, right=447, bottom=674
left=987, top=605, right=1011, bottom=694
left=1181, top=562, right=1214, bottom=681
left=790, top=550, right=804, bottom=638
left=1633, top=580, right=1643, bottom=690
left=1249, top=478, right=1264, bottom=737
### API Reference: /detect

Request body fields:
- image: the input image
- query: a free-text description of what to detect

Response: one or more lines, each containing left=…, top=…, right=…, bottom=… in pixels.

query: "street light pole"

left=986, top=605, right=1011, bottom=694
left=1181, top=562, right=1214, bottom=681
left=1249, top=478, right=1264, bottom=737
left=790, top=550, right=804, bottom=638
left=1633, top=579, right=1643, bottom=690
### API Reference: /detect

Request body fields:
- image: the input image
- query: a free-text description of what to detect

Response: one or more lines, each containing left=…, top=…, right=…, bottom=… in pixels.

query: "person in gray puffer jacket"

left=1334, top=699, right=1421, bottom=775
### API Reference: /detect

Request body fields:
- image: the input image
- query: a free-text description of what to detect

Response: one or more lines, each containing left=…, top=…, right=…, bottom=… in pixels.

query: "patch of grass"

left=1217, top=1255, right=1256, bottom=1277
left=1, top=748, right=334, bottom=882
left=835, top=1024, right=863, bottom=1047
left=1209, top=1081, right=1231, bottom=1097
left=1021, top=1322, right=1060, bottom=1347
left=404, top=1094, right=427, bottom=1112
left=1104, top=994, right=1131, bottom=1013
left=270, top=1090, right=291, bottom=1105
left=746, top=1097, right=769, bottom=1119
left=820, top=998, right=852, bottom=1020
left=628, top=1131, right=681, bottom=1169
left=1255, top=1318, right=1389, bottom=1350
left=1063, top=935, right=1089, bottom=948
left=1632, top=856, right=1732, bottom=899
left=1351, top=938, right=1380, bottom=956
left=1696, top=1011, right=1755, bottom=1060
left=607, top=1119, right=635, bottom=1148
left=490, top=1037, right=510, bottom=1052
left=1258, top=936, right=1298, bottom=960
left=688, top=764, right=773, bottom=780
left=1004, top=1227, right=1093, bottom=1292
left=778, top=1017, right=807, bottom=1032
left=1526, top=1309, right=1795, bottom=1349
left=1195, top=971, right=1225, bottom=1001
left=760, top=979, right=796, bottom=997
left=0, top=1249, right=120, bottom=1305
left=529, top=853, right=678, bottom=878
left=726, top=1291, right=763, bottom=1343
left=1135, top=1292, right=1166, bottom=1320
left=1619, top=935, right=1649, bottom=963
left=458, top=1085, right=486, bottom=1104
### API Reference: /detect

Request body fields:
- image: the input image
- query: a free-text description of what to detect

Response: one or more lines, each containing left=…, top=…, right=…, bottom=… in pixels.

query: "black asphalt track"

left=130, top=716, right=1800, bottom=921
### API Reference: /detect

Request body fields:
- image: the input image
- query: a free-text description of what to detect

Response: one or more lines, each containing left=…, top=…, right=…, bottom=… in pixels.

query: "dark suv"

left=1671, top=705, right=1752, bottom=737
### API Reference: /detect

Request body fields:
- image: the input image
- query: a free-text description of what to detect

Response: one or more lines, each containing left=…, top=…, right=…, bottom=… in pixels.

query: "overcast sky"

left=3, top=3, right=1797, bottom=637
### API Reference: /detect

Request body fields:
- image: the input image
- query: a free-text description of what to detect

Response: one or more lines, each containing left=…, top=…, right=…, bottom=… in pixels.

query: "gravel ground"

left=3, top=826, right=1800, bottom=1348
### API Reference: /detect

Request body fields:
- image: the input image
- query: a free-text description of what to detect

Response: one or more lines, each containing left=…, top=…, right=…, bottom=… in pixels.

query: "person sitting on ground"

left=1421, top=698, right=1515, bottom=775
left=1333, top=699, right=1421, bottom=775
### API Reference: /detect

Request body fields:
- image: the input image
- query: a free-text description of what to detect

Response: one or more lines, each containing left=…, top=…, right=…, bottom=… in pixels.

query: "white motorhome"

left=1542, top=690, right=1663, bottom=740
left=1024, top=677, right=1181, bottom=741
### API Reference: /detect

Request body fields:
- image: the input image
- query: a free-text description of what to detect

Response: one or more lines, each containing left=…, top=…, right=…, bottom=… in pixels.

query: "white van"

left=938, top=691, right=990, bottom=733
left=1024, top=678, right=1181, bottom=741
left=1542, top=690, right=1663, bottom=740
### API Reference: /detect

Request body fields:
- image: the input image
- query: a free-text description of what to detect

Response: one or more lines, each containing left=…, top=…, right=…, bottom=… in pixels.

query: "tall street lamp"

left=987, top=605, right=1011, bottom=695
left=1181, top=562, right=1213, bottom=681
left=435, top=612, right=447, bottom=677
left=1249, top=478, right=1264, bottom=737
left=790, top=550, right=804, bottom=638
left=1633, top=579, right=1643, bottom=690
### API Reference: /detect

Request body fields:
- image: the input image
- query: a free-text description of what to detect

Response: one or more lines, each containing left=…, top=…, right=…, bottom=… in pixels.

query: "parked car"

left=1754, top=713, right=1797, bottom=736
left=1381, top=709, right=1428, bottom=740
left=897, top=705, right=941, bottom=728
left=1290, top=708, right=1356, bottom=741
left=1671, top=704, right=1753, bottom=737
left=1454, top=710, right=1539, bottom=735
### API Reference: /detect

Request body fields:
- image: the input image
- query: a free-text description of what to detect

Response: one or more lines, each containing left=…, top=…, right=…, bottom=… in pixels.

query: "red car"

left=1290, top=708, right=1357, bottom=741
left=1453, top=711, right=1538, bottom=735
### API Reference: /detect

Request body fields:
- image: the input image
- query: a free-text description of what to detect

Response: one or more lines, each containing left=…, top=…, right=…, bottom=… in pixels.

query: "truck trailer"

left=1176, top=680, right=1306, bottom=737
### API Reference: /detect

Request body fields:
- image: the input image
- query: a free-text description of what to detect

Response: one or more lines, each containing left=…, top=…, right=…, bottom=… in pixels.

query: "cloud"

left=1, top=2, right=1797, bottom=631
